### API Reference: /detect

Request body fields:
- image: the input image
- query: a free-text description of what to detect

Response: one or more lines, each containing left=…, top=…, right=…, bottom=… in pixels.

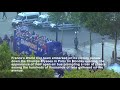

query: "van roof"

left=18, top=12, right=39, bottom=16
left=39, top=14, right=49, bottom=18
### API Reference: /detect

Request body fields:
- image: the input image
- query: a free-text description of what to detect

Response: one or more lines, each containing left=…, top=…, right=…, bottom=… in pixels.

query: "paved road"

left=0, top=12, right=16, bottom=38
left=0, top=12, right=103, bottom=48
left=1, top=12, right=120, bottom=61
left=29, top=25, right=103, bottom=49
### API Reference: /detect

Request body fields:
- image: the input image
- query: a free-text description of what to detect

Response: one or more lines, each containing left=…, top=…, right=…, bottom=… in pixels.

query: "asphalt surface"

left=0, top=12, right=16, bottom=38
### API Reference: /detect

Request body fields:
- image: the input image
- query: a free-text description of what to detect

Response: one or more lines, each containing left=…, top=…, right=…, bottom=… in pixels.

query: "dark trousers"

left=75, top=44, right=78, bottom=50
left=2, top=13, right=7, bottom=19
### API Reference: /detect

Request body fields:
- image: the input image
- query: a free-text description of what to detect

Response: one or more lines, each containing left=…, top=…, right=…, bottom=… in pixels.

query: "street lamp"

left=90, top=31, right=92, bottom=57
left=102, top=37, right=105, bottom=69
left=102, top=37, right=105, bottom=61
left=56, top=25, right=58, bottom=41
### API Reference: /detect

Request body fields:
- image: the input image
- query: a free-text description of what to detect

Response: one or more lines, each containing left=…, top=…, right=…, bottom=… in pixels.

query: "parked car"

left=12, top=12, right=39, bottom=27
left=32, top=14, right=51, bottom=28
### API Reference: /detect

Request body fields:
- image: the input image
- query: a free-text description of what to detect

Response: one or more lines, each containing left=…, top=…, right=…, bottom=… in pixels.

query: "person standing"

left=32, top=31, right=35, bottom=35
left=74, top=37, right=79, bottom=50
left=2, top=12, right=7, bottom=19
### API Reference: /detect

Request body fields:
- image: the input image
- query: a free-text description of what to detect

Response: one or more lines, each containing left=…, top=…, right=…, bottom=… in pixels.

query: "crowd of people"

left=16, top=24, right=54, bottom=44
left=15, top=24, right=55, bottom=55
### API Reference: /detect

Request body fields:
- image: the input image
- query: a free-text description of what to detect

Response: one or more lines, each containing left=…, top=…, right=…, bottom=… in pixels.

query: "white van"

left=12, top=12, right=39, bottom=27
left=32, top=14, right=51, bottom=28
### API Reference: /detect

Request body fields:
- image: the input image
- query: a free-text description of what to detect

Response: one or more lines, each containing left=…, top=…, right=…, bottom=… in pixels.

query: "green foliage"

left=0, top=42, right=55, bottom=78
left=30, top=51, right=35, bottom=57
left=0, top=69, right=54, bottom=78
left=66, top=12, right=81, bottom=25
left=13, top=52, right=19, bottom=57
left=48, top=12, right=66, bottom=24
left=63, top=69, right=120, bottom=78
left=68, top=12, right=120, bottom=37
left=0, top=41, right=12, bottom=70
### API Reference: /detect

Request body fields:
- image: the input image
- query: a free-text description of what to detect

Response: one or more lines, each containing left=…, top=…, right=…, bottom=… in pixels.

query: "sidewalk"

left=63, top=41, right=120, bottom=67
left=62, top=48, right=90, bottom=57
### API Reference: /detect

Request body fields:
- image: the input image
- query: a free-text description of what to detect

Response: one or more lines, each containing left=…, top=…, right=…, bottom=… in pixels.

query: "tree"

left=103, top=12, right=120, bottom=61
left=48, top=12, right=66, bottom=41
left=68, top=12, right=120, bottom=60
left=0, top=41, right=12, bottom=70
left=68, top=12, right=99, bottom=57
left=79, top=12, right=107, bottom=57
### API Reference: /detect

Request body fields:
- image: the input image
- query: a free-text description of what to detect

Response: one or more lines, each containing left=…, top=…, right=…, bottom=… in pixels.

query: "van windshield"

left=38, top=17, right=47, bottom=22
left=15, top=15, right=24, bottom=20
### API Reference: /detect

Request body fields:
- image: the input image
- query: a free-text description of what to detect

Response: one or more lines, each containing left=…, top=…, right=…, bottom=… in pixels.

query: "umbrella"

left=107, top=63, right=120, bottom=73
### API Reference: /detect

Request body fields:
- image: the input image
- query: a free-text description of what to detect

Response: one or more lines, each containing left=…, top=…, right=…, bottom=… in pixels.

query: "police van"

left=50, top=21, right=80, bottom=31
left=12, top=12, right=39, bottom=27
left=32, top=14, right=51, bottom=28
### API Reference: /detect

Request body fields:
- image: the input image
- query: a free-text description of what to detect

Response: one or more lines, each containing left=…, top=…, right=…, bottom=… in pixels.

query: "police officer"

left=74, top=37, right=79, bottom=50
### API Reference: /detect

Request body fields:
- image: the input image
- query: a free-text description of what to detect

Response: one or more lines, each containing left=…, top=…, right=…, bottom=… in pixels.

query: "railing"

left=79, top=38, right=102, bottom=48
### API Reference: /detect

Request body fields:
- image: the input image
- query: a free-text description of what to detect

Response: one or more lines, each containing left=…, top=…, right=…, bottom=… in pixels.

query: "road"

left=0, top=12, right=103, bottom=48
left=0, top=12, right=103, bottom=47
left=30, top=25, right=104, bottom=49
left=0, top=12, right=16, bottom=38
left=1, top=12, right=120, bottom=66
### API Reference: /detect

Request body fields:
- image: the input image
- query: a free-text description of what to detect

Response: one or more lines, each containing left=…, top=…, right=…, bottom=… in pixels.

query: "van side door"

left=22, top=16, right=28, bottom=25
left=27, top=15, right=39, bottom=24
left=42, top=17, right=51, bottom=27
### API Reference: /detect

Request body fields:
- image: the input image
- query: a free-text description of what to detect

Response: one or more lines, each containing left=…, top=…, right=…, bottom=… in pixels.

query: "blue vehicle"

left=13, top=28, right=62, bottom=57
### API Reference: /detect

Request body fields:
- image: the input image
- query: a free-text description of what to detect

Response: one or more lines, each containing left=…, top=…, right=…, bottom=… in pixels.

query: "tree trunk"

left=114, top=31, right=117, bottom=62
left=56, top=23, right=58, bottom=41
left=61, top=29, right=64, bottom=44
left=90, top=30, right=92, bottom=57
